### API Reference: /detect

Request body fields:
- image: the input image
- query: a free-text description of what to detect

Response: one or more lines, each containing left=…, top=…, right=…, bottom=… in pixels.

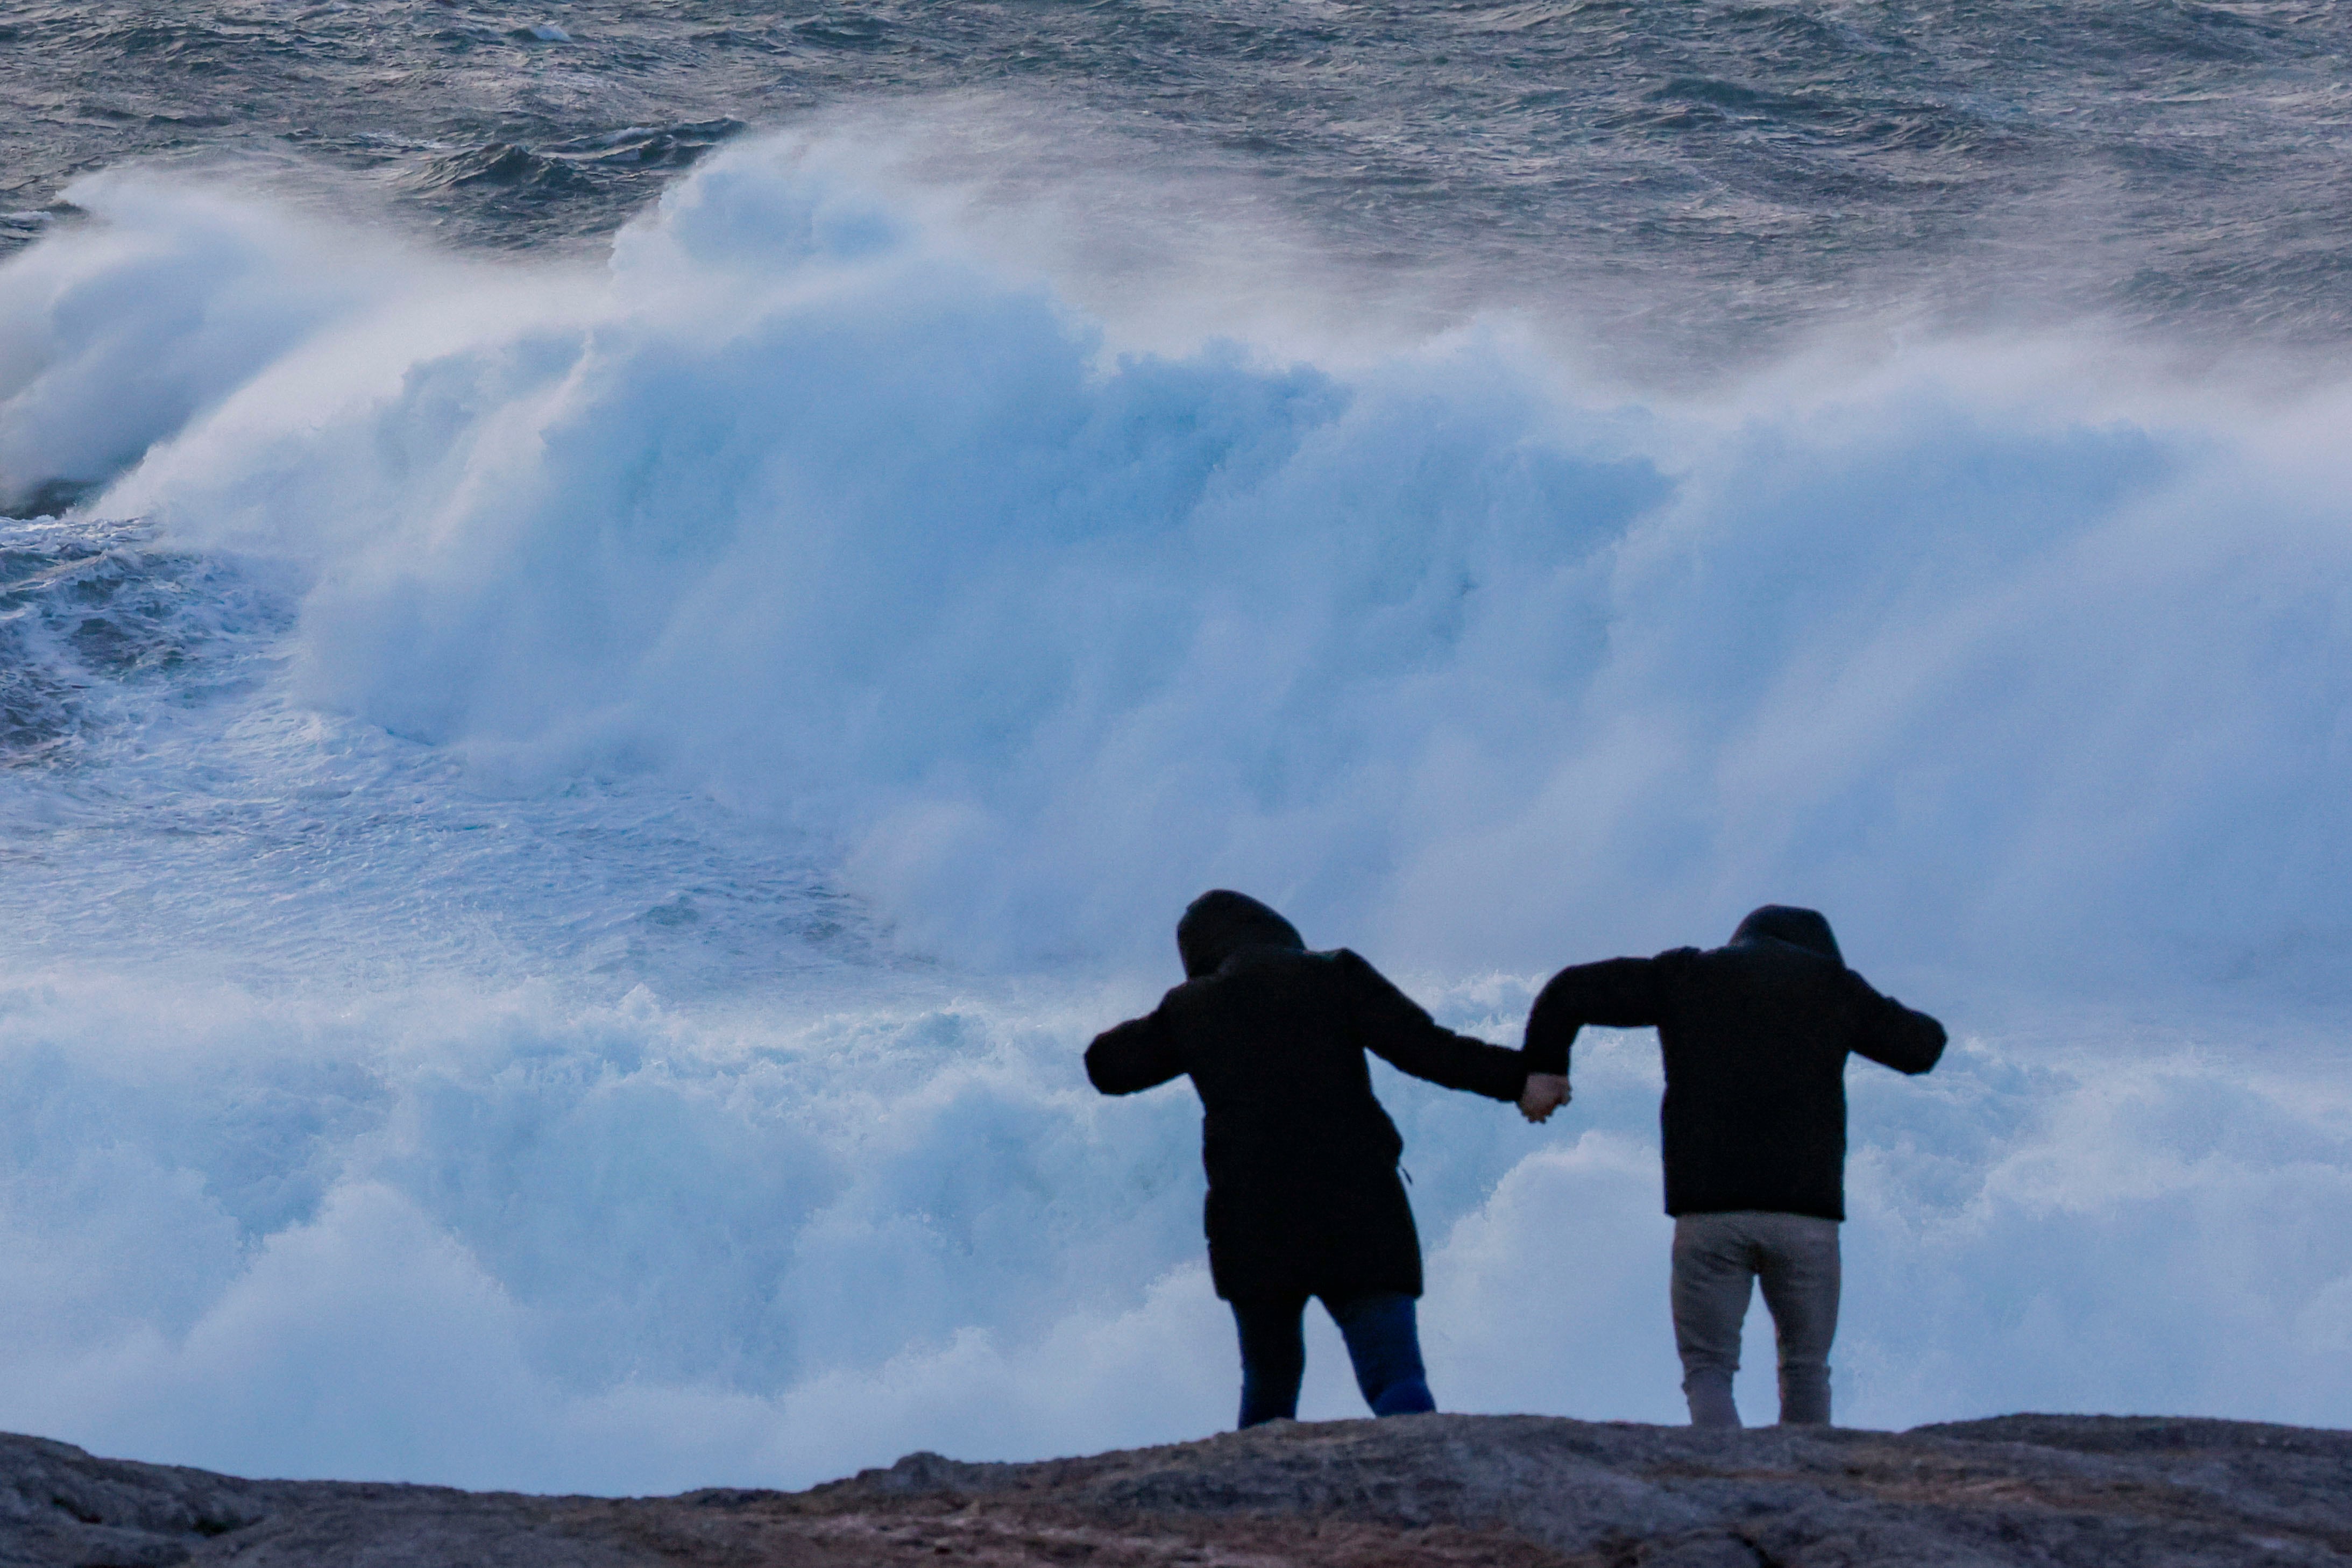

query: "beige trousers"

left=1670, top=1210, right=1840, bottom=1428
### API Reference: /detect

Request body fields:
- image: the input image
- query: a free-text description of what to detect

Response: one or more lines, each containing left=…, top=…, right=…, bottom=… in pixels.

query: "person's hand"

left=1519, top=1073, right=1570, bottom=1124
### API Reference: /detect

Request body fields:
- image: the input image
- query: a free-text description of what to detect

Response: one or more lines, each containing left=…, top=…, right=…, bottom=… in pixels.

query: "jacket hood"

left=1177, top=890, right=1306, bottom=978
left=1728, top=904, right=1843, bottom=964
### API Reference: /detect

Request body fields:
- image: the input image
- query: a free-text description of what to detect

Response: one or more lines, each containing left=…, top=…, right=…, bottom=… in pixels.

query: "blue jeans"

left=1230, top=1290, right=1436, bottom=1429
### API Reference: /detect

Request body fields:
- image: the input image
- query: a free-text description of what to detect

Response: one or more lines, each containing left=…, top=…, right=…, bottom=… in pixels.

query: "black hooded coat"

left=1086, top=891, right=1527, bottom=1302
left=1524, top=905, right=1946, bottom=1222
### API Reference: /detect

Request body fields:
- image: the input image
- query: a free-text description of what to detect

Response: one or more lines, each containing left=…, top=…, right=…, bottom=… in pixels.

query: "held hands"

left=1519, top=1072, right=1570, bottom=1124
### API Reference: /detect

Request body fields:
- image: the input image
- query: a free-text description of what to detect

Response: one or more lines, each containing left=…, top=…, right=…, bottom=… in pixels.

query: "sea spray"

left=0, top=964, right=2346, bottom=1491
left=1, top=131, right=2349, bottom=1491
left=20, top=134, right=2347, bottom=990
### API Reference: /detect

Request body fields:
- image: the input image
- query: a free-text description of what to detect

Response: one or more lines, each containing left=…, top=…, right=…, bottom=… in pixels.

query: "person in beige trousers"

left=1517, top=906, right=1945, bottom=1427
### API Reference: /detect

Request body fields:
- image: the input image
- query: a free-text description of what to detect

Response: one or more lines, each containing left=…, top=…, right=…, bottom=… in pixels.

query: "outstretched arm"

left=1341, top=951, right=1527, bottom=1102
left=1522, top=956, right=1669, bottom=1077
left=1846, top=974, right=1946, bottom=1075
left=1085, top=1006, right=1186, bottom=1095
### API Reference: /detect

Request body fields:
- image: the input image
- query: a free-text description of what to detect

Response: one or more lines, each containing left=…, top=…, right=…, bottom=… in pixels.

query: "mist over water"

left=3, top=12, right=2351, bottom=1496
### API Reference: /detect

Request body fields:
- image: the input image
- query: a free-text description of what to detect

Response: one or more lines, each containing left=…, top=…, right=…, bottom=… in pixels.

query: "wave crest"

left=6, top=133, right=2348, bottom=989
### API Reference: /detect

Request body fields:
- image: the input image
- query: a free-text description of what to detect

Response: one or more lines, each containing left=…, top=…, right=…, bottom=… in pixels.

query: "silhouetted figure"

left=1520, top=905, right=1944, bottom=1428
left=1087, top=890, right=1528, bottom=1428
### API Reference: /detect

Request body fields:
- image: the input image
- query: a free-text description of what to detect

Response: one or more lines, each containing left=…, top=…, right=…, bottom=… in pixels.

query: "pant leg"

left=1752, top=1214, right=1841, bottom=1426
left=1670, top=1214, right=1759, bottom=1429
left=1230, top=1295, right=1309, bottom=1429
left=1324, top=1292, right=1436, bottom=1417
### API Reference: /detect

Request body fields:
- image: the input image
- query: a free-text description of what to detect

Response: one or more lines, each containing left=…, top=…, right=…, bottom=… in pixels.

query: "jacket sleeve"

left=1844, top=975, right=1946, bottom=1074
left=1338, top=950, right=1527, bottom=1102
left=1522, top=956, right=1671, bottom=1077
left=1085, top=1002, right=1186, bottom=1095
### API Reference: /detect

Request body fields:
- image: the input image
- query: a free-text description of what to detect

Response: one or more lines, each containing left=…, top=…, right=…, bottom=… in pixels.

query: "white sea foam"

left=1, top=128, right=2349, bottom=1490
left=0, top=967, right=2344, bottom=1491
left=39, top=133, right=2349, bottom=994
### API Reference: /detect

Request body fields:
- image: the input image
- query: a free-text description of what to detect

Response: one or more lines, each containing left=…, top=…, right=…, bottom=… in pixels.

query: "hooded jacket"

left=1524, top=905, right=1945, bottom=1222
left=1087, top=891, right=1527, bottom=1301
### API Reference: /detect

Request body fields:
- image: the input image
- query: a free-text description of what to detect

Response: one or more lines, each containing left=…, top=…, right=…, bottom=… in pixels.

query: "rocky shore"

left=6, top=1412, right=2349, bottom=1567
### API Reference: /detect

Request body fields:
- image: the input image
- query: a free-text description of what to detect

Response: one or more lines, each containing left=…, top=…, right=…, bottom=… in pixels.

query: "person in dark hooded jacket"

left=1519, top=905, right=1944, bottom=1429
left=1087, top=890, right=1528, bottom=1429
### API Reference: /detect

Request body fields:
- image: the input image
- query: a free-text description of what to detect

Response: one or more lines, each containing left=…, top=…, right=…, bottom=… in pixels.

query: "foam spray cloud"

left=1, top=127, right=2348, bottom=1490
left=61, top=136, right=2352, bottom=991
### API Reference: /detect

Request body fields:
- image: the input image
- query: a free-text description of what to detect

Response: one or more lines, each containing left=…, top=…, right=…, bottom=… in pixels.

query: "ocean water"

left=3, top=0, right=2350, bottom=1494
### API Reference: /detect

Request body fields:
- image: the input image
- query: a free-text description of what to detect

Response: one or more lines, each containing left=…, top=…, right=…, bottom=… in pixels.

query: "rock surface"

left=5, top=1414, right=2349, bottom=1567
